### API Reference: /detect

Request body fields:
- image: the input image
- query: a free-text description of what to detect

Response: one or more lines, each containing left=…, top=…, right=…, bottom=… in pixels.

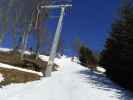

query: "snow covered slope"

left=0, top=56, right=132, bottom=100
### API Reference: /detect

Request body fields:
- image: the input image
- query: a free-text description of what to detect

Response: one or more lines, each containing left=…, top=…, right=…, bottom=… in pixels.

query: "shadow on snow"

left=77, top=69, right=133, bottom=100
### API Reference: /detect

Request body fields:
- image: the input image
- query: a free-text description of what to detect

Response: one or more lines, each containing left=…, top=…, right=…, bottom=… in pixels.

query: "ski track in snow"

left=0, top=56, right=133, bottom=100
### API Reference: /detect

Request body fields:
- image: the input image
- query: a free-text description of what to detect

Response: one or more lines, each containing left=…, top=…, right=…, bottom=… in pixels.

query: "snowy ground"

left=0, top=63, right=43, bottom=76
left=0, top=56, right=133, bottom=100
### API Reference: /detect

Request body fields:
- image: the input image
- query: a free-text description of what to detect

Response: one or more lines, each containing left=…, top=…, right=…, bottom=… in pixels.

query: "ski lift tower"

left=41, top=4, right=72, bottom=77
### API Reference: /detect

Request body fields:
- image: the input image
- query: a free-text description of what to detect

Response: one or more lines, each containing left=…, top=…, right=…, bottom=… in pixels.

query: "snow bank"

left=39, top=55, right=49, bottom=61
left=96, top=66, right=106, bottom=73
left=0, top=48, right=12, bottom=52
left=39, top=55, right=65, bottom=70
left=0, top=63, right=43, bottom=76
left=0, top=48, right=31, bottom=55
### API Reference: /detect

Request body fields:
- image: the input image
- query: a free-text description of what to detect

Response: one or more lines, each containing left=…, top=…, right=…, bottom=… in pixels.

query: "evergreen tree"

left=100, top=0, right=133, bottom=90
left=79, top=45, right=97, bottom=69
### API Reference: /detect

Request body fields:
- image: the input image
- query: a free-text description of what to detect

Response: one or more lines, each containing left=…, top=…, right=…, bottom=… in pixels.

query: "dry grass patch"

left=0, top=51, right=58, bottom=72
left=0, top=67, right=41, bottom=87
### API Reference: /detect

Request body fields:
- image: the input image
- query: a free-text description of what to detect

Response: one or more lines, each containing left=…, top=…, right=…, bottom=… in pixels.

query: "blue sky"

left=2, top=0, right=122, bottom=55
left=61, top=0, right=121, bottom=54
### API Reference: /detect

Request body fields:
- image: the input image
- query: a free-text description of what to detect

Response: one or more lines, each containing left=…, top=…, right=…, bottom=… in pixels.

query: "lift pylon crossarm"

left=41, top=4, right=72, bottom=9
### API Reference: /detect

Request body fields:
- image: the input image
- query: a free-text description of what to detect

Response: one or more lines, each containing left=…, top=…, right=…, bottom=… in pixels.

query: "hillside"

left=0, top=55, right=132, bottom=100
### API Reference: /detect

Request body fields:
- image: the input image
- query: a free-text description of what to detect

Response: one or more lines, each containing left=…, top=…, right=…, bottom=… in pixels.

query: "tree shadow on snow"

left=77, top=69, right=133, bottom=100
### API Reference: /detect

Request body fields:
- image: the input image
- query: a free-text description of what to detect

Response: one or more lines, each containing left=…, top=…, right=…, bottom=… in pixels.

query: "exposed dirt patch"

left=0, top=50, right=58, bottom=87
left=0, top=51, right=58, bottom=72
left=0, top=67, right=41, bottom=87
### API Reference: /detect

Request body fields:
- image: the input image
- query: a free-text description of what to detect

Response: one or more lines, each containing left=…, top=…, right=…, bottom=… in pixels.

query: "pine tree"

left=100, top=1, right=133, bottom=90
left=79, top=45, right=97, bottom=69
